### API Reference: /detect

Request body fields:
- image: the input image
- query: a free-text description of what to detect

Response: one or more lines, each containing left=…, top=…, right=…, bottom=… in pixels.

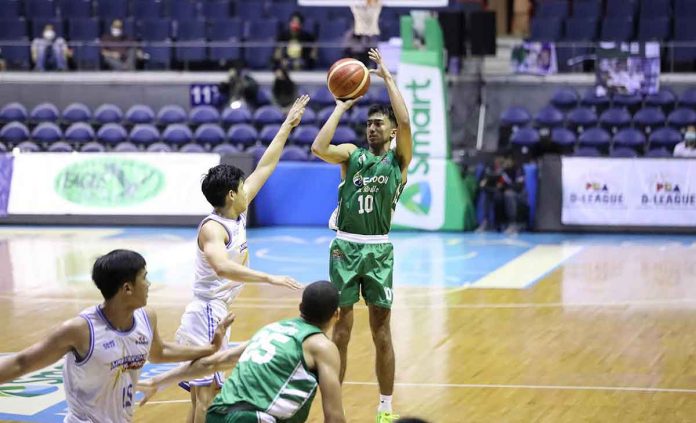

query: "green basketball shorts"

left=328, top=236, right=394, bottom=309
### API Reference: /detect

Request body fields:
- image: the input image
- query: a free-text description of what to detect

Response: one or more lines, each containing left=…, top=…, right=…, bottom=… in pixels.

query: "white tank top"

left=193, top=213, right=249, bottom=304
left=63, top=306, right=153, bottom=423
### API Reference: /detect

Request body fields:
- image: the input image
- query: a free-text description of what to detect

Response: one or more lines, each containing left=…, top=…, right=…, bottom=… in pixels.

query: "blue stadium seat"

left=245, top=144, right=266, bottom=162
left=0, top=102, right=28, bottom=123
left=30, top=102, right=60, bottom=123
left=550, top=88, right=579, bottom=111
left=500, top=106, right=531, bottom=127
left=566, top=107, right=598, bottom=133
left=168, top=0, right=200, bottom=20
left=572, top=1, right=601, bottom=18
left=648, top=127, right=682, bottom=151
left=300, top=108, right=317, bottom=126
left=280, top=145, right=308, bottom=161
left=48, top=141, right=74, bottom=152
left=510, top=127, right=540, bottom=148
left=529, top=17, right=562, bottom=41
left=0, top=19, right=30, bottom=69
left=581, top=89, right=610, bottom=114
left=600, top=17, right=634, bottom=41
left=189, top=105, right=220, bottom=125
left=333, top=125, right=357, bottom=144
left=573, top=146, right=601, bottom=157
left=139, top=19, right=172, bottom=69
left=15, top=141, right=41, bottom=152
left=536, top=0, right=568, bottom=18
left=64, top=122, right=95, bottom=144
left=645, top=88, right=676, bottom=112
left=606, top=0, right=638, bottom=18
left=94, top=104, right=123, bottom=124
left=599, top=108, right=632, bottom=134
left=157, top=105, right=187, bottom=125
left=244, top=18, right=278, bottom=69
left=180, top=143, right=207, bottom=153
left=236, top=0, right=266, bottom=20
left=194, top=123, right=226, bottom=146
left=253, top=105, right=284, bottom=126
left=227, top=123, right=258, bottom=147
left=633, top=107, right=665, bottom=134
left=132, top=0, right=162, bottom=20
left=640, top=0, right=671, bottom=18
left=534, top=106, right=564, bottom=129
left=667, top=108, right=696, bottom=130
left=222, top=106, right=252, bottom=126
left=26, top=0, right=56, bottom=17
left=212, top=143, right=241, bottom=155
left=290, top=125, right=319, bottom=147
left=351, top=107, right=369, bottom=126
left=58, top=0, right=92, bottom=18
left=612, top=92, right=643, bottom=114
left=317, top=18, right=349, bottom=68
left=259, top=124, right=281, bottom=145
left=96, top=0, right=127, bottom=20
left=162, top=123, right=193, bottom=145
left=31, top=122, right=62, bottom=144
left=202, top=0, right=230, bottom=19
left=637, top=17, right=670, bottom=42
left=68, top=18, right=99, bottom=40
left=578, top=127, right=611, bottom=153
left=312, top=86, right=336, bottom=108
left=113, top=141, right=139, bottom=152
left=612, top=128, right=646, bottom=152
left=147, top=142, right=173, bottom=152
left=207, top=18, right=243, bottom=62
left=679, top=88, right=696, bottom=109
left=675, top=0, right=696, bottom=17
left=673, top=18, right=696, bottom=63
left=0, top=122, right=30, bottom=144
left=610, top=147, right=638, bottom=157
left=125, top=105, right=156, bottom=125
left=176, top=19, right=207, bottom=62
left=80, top=141, right=107, bottom=152
left=550, top=127, right=577, bottom=153
left=1, top=0, right=22, bottom=17
left=645, top=147, right=671, bottom=157
left=256, top=87, right=273, bottom=107
left=97, top=123, right=127, bottom=145
left=129, top=124, right=160, bottom=146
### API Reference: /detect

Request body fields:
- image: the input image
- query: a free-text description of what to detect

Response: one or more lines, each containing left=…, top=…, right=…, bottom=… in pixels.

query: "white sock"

left=378, top=394, right=392, bottom=413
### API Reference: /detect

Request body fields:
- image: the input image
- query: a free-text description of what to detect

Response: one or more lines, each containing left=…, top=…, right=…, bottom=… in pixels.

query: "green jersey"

left=336, top=148, right=404, bottom=235
left=211, top=318, right=322, bottom=423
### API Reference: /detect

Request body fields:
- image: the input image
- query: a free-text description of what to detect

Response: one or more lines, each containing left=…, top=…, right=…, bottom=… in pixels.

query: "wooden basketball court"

left=0, top=226, right=694, bottom=422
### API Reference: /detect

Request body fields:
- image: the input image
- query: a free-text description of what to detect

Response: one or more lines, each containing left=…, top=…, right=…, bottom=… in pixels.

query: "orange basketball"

left=327, top=58, right=371, bottom=100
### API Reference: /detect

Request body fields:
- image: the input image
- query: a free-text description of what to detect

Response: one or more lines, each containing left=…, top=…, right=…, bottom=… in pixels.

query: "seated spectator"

left=674, top=125, right=696, bottom=157
left=31, top=24, right=70, bottom=71
left=272, top=65, right=298, bottom=110
left=347, top=0, right=382, bottom=66
left=218, top=64, right=259, bottom=109
left=274, top=12, right=317, bottom=70
left=476, top=153, right=528, bottom=234
left=100, top=20, right=137, bottom=71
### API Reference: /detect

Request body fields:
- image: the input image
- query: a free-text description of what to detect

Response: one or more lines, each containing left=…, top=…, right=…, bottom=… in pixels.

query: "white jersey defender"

left=175, top=213, right=249, bottom=388
left=63, top=306, right=152, bottom=423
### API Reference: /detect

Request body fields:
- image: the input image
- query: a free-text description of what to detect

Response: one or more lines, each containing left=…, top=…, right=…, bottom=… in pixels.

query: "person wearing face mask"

left=674, top=125, right=696, bottom=158
left=101, top=19, right=137, bottom=71
left=274, top=12, right=317, bottom=70
left=31, top=24, right=69, bottom=71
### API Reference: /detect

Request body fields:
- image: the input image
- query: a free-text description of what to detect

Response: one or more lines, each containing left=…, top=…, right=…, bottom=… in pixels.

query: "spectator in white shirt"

left=673, top=125, right=696, bottom=158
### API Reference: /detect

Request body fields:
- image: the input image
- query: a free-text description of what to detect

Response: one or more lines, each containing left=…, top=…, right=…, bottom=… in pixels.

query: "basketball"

left=327, top=58, right=371, bottom=100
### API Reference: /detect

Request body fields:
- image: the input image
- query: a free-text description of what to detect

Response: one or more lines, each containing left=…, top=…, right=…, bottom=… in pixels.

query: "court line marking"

left=144, top=381, right=696, bottom=405
left=0, top=294, right=693, bottom=309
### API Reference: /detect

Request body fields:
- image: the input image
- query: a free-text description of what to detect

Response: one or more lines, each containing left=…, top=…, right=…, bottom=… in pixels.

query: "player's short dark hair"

left=92, top=250, right=146, bottom=300
left=300, top=281, right=339, bottom=325
left=368, top=104, right=397, bottom=127
left=201, top=164, right=245, bottom=208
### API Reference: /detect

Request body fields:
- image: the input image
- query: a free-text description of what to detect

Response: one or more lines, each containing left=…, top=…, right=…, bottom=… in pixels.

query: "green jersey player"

left=311, top=48, right=413, bottom=423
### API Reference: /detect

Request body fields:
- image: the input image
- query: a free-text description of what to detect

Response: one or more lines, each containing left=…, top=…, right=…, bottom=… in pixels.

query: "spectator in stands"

left=31, top=24, right=70, bottom=71
left=347, top=0, right=382, bottom=66
left=274, top=12, right=317, bottom=70
left=272, top=65, right=298, bottom=110
left=101, top=20, right=137, bottom=71
left=218, top=64, right=259, bottom=109
left=674, top=125, right=696, bottom=158
left=476, top=153, right=527, bottom=234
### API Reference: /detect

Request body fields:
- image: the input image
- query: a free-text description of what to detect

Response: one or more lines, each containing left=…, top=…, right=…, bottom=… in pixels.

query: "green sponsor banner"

left=393, top=17, right=469, bottom=231
left=54, top=158, right=165, bottom=207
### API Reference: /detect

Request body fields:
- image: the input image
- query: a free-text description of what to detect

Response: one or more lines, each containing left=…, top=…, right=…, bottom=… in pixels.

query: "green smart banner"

left=393, top=17, right=471, bottom=231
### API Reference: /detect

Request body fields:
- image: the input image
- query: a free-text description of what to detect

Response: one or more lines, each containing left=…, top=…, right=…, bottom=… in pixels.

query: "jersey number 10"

left=357, top=194, right=374, bottom=214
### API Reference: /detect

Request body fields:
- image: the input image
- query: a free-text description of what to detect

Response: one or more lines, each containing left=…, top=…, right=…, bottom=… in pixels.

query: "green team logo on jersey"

left=54, top=158, right=165, bottom=207
left=401, top=182, right=432, bottom=215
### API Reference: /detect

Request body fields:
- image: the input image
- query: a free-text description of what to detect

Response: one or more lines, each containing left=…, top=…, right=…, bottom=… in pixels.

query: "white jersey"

left=193, top=212, right=249, bottom=304
left=63, top=306, right=153, bottom=423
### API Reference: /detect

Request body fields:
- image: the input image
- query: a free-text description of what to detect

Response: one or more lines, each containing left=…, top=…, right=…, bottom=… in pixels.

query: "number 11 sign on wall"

left=189, top=84, right=221, bottom=107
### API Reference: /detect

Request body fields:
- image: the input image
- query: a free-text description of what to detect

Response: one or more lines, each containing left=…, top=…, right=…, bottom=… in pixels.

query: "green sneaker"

left=376, top=411, right=400, bottom=423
